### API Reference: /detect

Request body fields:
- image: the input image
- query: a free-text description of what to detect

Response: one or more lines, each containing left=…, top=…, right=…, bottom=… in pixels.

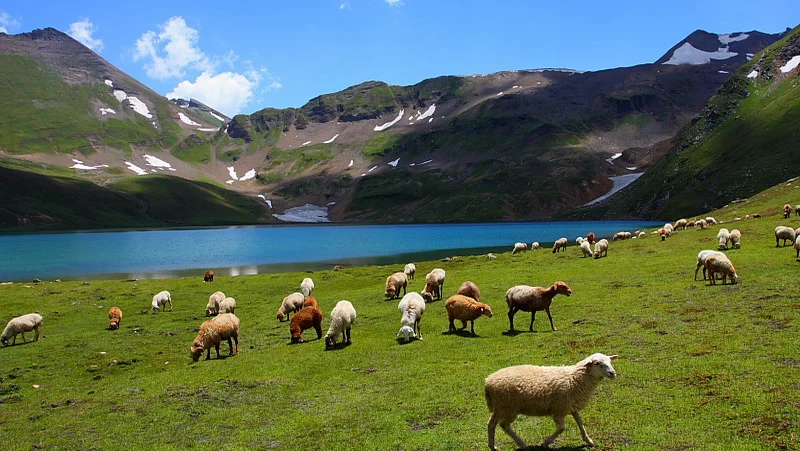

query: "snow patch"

left=662, top=42, right=737, bottom=65
left=374, top=109, right=404, bottom=132
left=416, top=104, right=436, bottom=121
left=584, top=173, right=644, bottom=206
left=143, top=154, right=171, bottom=168
left=104, top=79, right=113, bottom=87
left=326, top=201, right=336, bottom=206
left=127, top=96, right=152, bottom=119
left=209, top=111, right=225, bottom=122
left=99, top=107, right=116, bottom=115
left=302, top=141, right=312, bottom=146
left=178, top=112, right=201, bottom=126
left=257, top=195, right=273, bottom=208
left=512, top=85, right=519, bottom=89
left=368, top=165, right=377, bottom=173
left=125, top=162, right=147, bottom=175
left=496, top=92, right=504, bottom=96
left=388, top=158, right=400, bottom=167
left=71, top=163, right=109, bottom=170
left=323, top=134, right=339, bottom=144
left=779, top=55, right=800, bottom=73
left=409, top=163, right=415, bottom=167
left=428, top=118, right=433, bottom=123
left=419, top=159, right=433, bottom=165
left=240, top=169, right=256, bottom=181
left=746, top=53, right=754, bottom=61
left=225, top=180, right=235, bottom=185
left=747, top=70, right=758, bottom=79
left=626, top=167, right=637, bottom=171
left=347, top=160, right=353, bottom=167
left=227, top=166, right=239, bottom=180
left=72, top=159, right=84, bottom=164
left=718, top=70, right=729, bottom=74
left=718, top=33, right=749, bottom=45
left=273, top=203, right=330, bottom=223
left=113, top=90, right=127, bottom=102
left=196, top=127, right=218, bottom=132
left=606, top=153, right=623, bottom=164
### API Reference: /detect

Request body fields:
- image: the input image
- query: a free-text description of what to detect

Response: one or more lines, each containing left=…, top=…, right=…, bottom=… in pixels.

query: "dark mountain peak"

left=19, top=27, right=74, bottom=42
left=655, top=29, right=784, bottom=66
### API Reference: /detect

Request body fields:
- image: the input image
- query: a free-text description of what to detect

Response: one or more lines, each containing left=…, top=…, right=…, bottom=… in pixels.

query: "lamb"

left=219, top=297, right=236, bottom=315
left=445, top=295, right=493, bottom=335
left=456, top=281, right=481, bottom=302
left=717, top=228, right=730, bottom=250
left=300, top=277, right=315, bottom=297
left=705, top=254, right=738, bottom=285
left=579, top=240, right=592, bottom=258
left=203, top=270, right=214, bottom=282
left=290, top=296, right=323, bottom=344
left=397, top=292, right=426, bottom=342
left=277, top=292, right=305, bottom=321
left=325, top=300, right=356, bottom=348
left=674, top=219, right=687, bottom=230
left=1, top=313, right=43, bottom=346
left=585, top=232, right=595, bottom=244
left=190, top=313, right=240, bottom=361
left=108, top=307, right=122, bottom=330
left=552, top=238, right=568, bottom=253
left=694, top=250, right=725, bottom=280
left=775, top=226, right=795, bottom=247
left=729, top=229, right=742, bottom=249
left=421, top=268, right=446, bottom=302
left=531, top=242, right=540, bottom=250
left=593, top=239, right=608, bottom=258
left=404, top=263, right=416, bottom=280
left=705, top=217, right=717, bottom=225
left=206, top=291, right=226, bottom=316
left=151, top=291, right=172, bottom=312
left=512, top=242, right=528, bottom=254
left=385, top=272, right=409, bottom=300
left=485, top=353, right=618, bottom=450
left=505, top=281, right=571, bottom=332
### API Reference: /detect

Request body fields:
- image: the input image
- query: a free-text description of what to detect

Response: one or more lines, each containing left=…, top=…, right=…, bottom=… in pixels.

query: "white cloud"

left=339, top=2, right=350, bottom=9
left=68, top=18, right=103, bottom=52
left=167, top=71, right=257, bottom=117
left=0, top=12, right=21, bottom=34
left=267, top=81, right=283, bottom=90
left=385, top=0, right=403, bottom=5
left=133, top=16, right=211, bottom=80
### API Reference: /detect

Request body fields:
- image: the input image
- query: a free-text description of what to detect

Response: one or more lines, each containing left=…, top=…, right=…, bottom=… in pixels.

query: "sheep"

left=421, top=268, right=446, bottom=302
left=697, top=219, right=708, bottom=229
left=203, top=270, right=214, bottom=282
left=404, top=263, right=416, bottom=280
left=505, top=281, right=571, bottom=332
left=277, top=292, right=305, bottom=321
left=575, top=237, right=584, bottom=246
left=593, top=239, right=608, bottom=258
left=206, top=291, right=226, bottom=316
left=190, top=313, right=240, bottom=361
left=694, top=250, right=726, bottom=280
left=325, top=300, right=356, bottom=348
left=445, top=295, right=493, bottom=335
left=686, top=220, right=696, bottom=228
left=637, top=231, right=646, bottom=238
left=397, top=292, right=426, bottom=342
left=658, top=228, right=667, bottom=241
left=552, top=238, right=567, bottom=253
left=531, top=242, right=540, bottom=251
left=512, top=242, right=528, bottom=254
left=663, top=223, right=674, bottom=234
left=775, top=226, right=795, bottom=247
left=385, top=272, right=408, bottom=300
left=674, top=218, right=687, bottom=230
left=300, top=277, right=315, bottom=297
left=485, top=353, right=618, bottom=450
left=487, top=253, right=497, bottom=260
left=108, top=307, right=122, bottom=330
left=579, top=240, right=592, bottom=258
left=151, top=291, right=172, bottom=312
left=796, top=205, right=800, bottom=217
left=290, top=296, right=323, bottom=344
left=612, top=231, right=631, bottom=241
left=1, top=313, right=43, bottom=346
left=585, top=232, right=595, bottom=244
left=717, top=228, right=730, bottom=250
left=794, top=236, right=800, bottom=261
left=705, top=216, right=717, bottom=225
left=219, top=297, right=236, bottom=315
left=729, top=229, right=742, bottom=249
left=784, top=204, right=792, bottom=218
left=454, top=281, right=480, bottom=303
left=794, top=227, right=800, bottom=239
left=705, top=254, right=738, bottom=285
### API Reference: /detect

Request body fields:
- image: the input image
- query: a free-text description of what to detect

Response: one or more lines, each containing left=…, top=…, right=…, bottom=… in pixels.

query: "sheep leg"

left=20, top=331, right=26, bottom=343
left=541, top=415, right=566, bottom=447
left=470, top=320, right=476, bottom=335
left=499, top=420, right=527, bottom=449
left=416, top=320, right=423, bottom=340
left=572, top=411, right=594, bottom=446
left=233, top=334, right=239, bottom=354
left=507, top=309, right=516, bottom=331
left=315, top=324, right=323, bottom=339
left=227, top=337, right=233, bottom=355
left=460, top=320, right=468, bottom=331
left=487, top=412, right=499, bottom=450
left=529, top=311, right=536, bottom=332
left=34, top=323, right=41, bottom=341
left=214, top=343, right=221, bottom=359
left=694, top=263, right=701, bottom=281
left=545, top=308, right=557, bottom=331
left=449, top=318, right=456, bottom=332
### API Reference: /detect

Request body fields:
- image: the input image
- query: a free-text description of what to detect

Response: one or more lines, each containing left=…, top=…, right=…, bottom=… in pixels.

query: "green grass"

left=267, top=145, right=334, bottom=175
left=1, top=183, right=799, bottom=449
left=171, top=134, right=211, bottom=164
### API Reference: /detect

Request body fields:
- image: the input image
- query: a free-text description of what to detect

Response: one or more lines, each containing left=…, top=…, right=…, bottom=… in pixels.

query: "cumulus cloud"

left=68, top=18, right=104, bottom=52
left=133, top=16, right=211, bottom=80
left=167, top=71, right=258, bottom=117
left=0, top=12, right=21, bottom=34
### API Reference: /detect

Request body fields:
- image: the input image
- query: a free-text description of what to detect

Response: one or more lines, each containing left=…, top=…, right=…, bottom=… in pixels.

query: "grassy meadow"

left=1, top=186, right=800, bottom=450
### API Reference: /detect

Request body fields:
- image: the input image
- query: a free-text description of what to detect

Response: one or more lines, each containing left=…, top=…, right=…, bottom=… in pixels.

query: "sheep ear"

left=610, top=355, right=619, bottom=360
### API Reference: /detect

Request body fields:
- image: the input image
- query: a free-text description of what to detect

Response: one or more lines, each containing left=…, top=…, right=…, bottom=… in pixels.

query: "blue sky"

left=1, top=1, right=797, bottom=116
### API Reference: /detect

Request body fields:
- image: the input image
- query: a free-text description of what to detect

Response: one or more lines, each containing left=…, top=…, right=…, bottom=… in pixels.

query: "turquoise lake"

left=0, top=221, right=659, bottom=281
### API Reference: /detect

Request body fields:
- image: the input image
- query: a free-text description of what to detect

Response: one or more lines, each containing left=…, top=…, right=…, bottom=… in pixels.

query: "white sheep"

left=575, top=237, right=585, bottom=245
left=325, top=300, right=357, bottom=348
left=552, top=238, right=567, bottom=253
left=697, top=219, right=708, bottom=229
left=512, top=242, right=528, bottom=254
left=775, top=226, right=795, bottom=247
left=694, top=250, right=725, bottom=280
left=705, top=254, right=738, bottom=285
left=1, top=313, right=43, bottom=346
left=300, top=277, right=315, bottom=297
left=277, top=292, right=305, bottom=321
left=205, top=291, right=225, bottom=316
left=705, top=216, right=717, bottom=225
left=151, top=291, right=172, bottom=312
left=729, top=229, right=742, bottom=249
left=404, top=263, right=416, bottom=280
left=531, top=242, right=540, bottom=251
left=421, top=268, right=446, bottom=302
left=663, top=223, right=674, bottom=234
left=579, top=240, right=592, bottom=258
left=397, top=292, right=426, bottom=342
left=593, top=239, right=608, bottom=259
left=637, top=231, right=646, bottom=238
left=385, top=272, right=408, bottom=300
left=717, top=228, right=730, bottom=250
left=219, top=297, right=236, bottom=314
left=485, top=353, right=618, bottom=450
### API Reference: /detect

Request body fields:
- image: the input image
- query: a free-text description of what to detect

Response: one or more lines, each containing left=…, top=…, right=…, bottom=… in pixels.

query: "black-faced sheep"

left=397, top=292, right=426, bottom=342
left=2, top=313, right=43, bottom=346
left=445, top=294, right=493, bottom=335
left=190, top=313, right=240, bottom=361
left=325, top=300, right=356, bottom=348
left=456, top=281, right=481, bottom=302
left=108, top=307, right=122, bottom=330
left=206, top=291, right=225, bottom=316
left=505, top=281, right=571, bottom=332
left=422, top=269, right=446, bottom=302
left=552, top=238, right=567, bottom=253
left=385, top=272, right=408, bottom=300
left=151, top=291, right=172, bottom=312
left=290, top=296, right=323, bottom=344
left=277, top=292, right=305, bottom=321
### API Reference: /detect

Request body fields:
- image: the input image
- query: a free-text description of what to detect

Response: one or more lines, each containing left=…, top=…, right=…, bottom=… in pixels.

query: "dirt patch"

left=406, top=416, right=441, bottom=431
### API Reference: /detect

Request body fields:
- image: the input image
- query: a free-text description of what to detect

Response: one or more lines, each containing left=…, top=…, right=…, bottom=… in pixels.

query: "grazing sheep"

left=404, top=263, right=416, bottom=280
left=325, top=300, right=357, bottom=348
left=784, top=204, right=792, bottom=218
left=219, top=297, right=236, bottom=315
left=290, top=297, right=323, bottom=344
left=421, top=269, right=446, bottom=302
left=579, top=240, right=592, bottom=258
left=203, top=270, right=214, bottom=282
left=505, top=281, right=571, bottom=332
left=485, top=353, right=618, bottom=450
left=206, top=291, right=226, bottom=316
left=717, top=228, right=730, bottom=250
left=586, top=232, right=595, bottom=244
left=108, top=307, right=122, bottom=330
left=795, top=205, right=800, bottom=217
left=729, top=229, right=742, bottom=249
left=531, top=242, right=540, bottom=251
left=512, top=242, right=528, bottom=254
left=277, top=292, right=305, bottom=322
left=446, top=295, right=493, bottom=335
left=456, top=281, right=482, bottom=302
left=705, top=216, right=717, bottom=225
left=705, top=254, right=738, bottom=285
left=694, top=250, right=726, bottom=280
left=637, top=231, right=646, bottom=238
left=151, top=291, right=172, bottom=312
left=385, top=272, right=408, bottom=300
left=794, top=236, right=800, bottom=261
left=300, top=277, right=315, bottom=297
left=190, top=313, right=240, bottom=361
left=1, top=313, right=43, bottom=346
left=593, top=239, right=608, bottom=258
left=674, top=219, right=687, bottom=230
left=697, top=219, right=708, bottom=230
left=658, top=228, right=667, bottom=241
left=612, top=231, right=632, bottom=241
left=552, top=238, right=568, bottom=253
left=575, top=237, right=584, bottom=246
left=686, top=220, right=696, bottom=228
left=776, top=226, right=795, bottom=247
left=397, top=292, right=426, bottom=342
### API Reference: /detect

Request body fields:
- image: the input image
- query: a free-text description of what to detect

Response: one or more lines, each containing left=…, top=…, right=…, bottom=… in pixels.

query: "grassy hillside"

left=1, top=180, right=799, bottom=449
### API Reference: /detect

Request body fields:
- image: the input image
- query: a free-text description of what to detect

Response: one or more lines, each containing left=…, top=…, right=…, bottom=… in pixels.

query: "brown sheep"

left=190, top=313, right=240, bottom=361
left=552, top=238, right=568, bottom=253
left=445, top=294, right=493, bottom=335
left=585, top=232, right=595, bottom=245
left=385, top=272, right=408, bottom=300
left=422, top=269, right=446, bottom=302
left=203, top=270, right=214, bottom=282
left=290, top=297, right=323, bottom=344
left=108, top=307, right=122, bottom=330
left=784, top=204, right=792, bottom=218
left=505, top=281, right=572, bottom=332
left=456, top=281, right=481, bottom=302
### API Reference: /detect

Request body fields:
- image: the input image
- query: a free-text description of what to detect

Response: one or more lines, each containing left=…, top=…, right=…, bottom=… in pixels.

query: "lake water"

left=0, top=221, right=659, bottom=281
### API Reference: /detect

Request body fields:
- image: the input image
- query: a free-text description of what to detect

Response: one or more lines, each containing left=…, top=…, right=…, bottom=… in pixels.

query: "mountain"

left=566, top=25, right=800, bottom=220
left=0, top=26, right=790, bottom=228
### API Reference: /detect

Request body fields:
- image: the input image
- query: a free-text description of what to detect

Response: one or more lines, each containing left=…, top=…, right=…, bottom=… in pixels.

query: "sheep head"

left=190, top=345, right=204, bottom=362
left=385, top=286, right=397, bottom=299
left=553, top=281, right=572, bottom=296
left=479, top=304, right=494, bottom=318
left=397, top=325, right=415, bottom=342
left=109, top=320, right=120, bottom=330
left=421, top=291, right=433, bottom=302
left=325, top=335, right=337, bottom=349
left=277, top=311, right=286, bottom=322
left=583, top=353, right=618, bottom=378
left=1, top=337, right=8, bottom=346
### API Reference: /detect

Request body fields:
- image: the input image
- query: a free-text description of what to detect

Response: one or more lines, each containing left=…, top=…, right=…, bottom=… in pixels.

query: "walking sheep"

left=485, top=353, right=618, bottom=450
left=397, top=292, right=426, bottom=342
left=729, top=229, right=742, bottom=249
left=151, top=291, right=172, bottom=312
left=705, top=254, right=738, bottom=285
left=300, top=277, right=315, bottom=297
left=203, top=270, right=214, bottom=282
left=512, top=242, right=528, bottom=254
left=290, top=296, right=323, bottom=344
left=277, top=292, right=305, bottom=321
left=445, top=295, right=493, bottom=335
left=579, top=240, right=592, bottom=258
left=717, top=228, right=730, bottom=250
left=422, top=268, right=446, bottom=302
left=404, top=263, right=416, bottom=280
left=552, top=238, right=568, bottom=253
left=219, top=297, right=236, bottom=315
left=325, top=300, right=357, bottom=349
left=385, top=272, right=408, bottom=300
left=775, top=226, right=795, bottom=247
left=2, top=313, right=43, bottom=346
left=593, top=239, right=608, bottom=258
left=456, top=281, right=481, bottom=302
left=694, top=250, right=725, bottom=280
left=108, top=307, right=122, bottom=330
left=206, top=291, right=225, bottom=316
left=505, top=281, right=572, bottom=332
left=190, top=313, right=240, bottom=361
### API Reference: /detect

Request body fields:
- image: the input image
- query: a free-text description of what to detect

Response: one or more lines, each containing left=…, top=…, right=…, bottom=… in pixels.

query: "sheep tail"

left=484, top=385, right=493, bottom=411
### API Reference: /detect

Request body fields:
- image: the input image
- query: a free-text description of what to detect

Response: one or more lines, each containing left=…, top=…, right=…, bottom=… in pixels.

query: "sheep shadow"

left=442, top=329, right=481, bottom=338
left=396, top=337, right=421, bottom=345
left=1, top=339, right=38, bottom=348
left=501, top=329, right=526, bottom=337
left=286, top=337, right=322, bottom=345
left=517, top=445, right=590, bottom=450
left=324, top=341, right=352, bottom=351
